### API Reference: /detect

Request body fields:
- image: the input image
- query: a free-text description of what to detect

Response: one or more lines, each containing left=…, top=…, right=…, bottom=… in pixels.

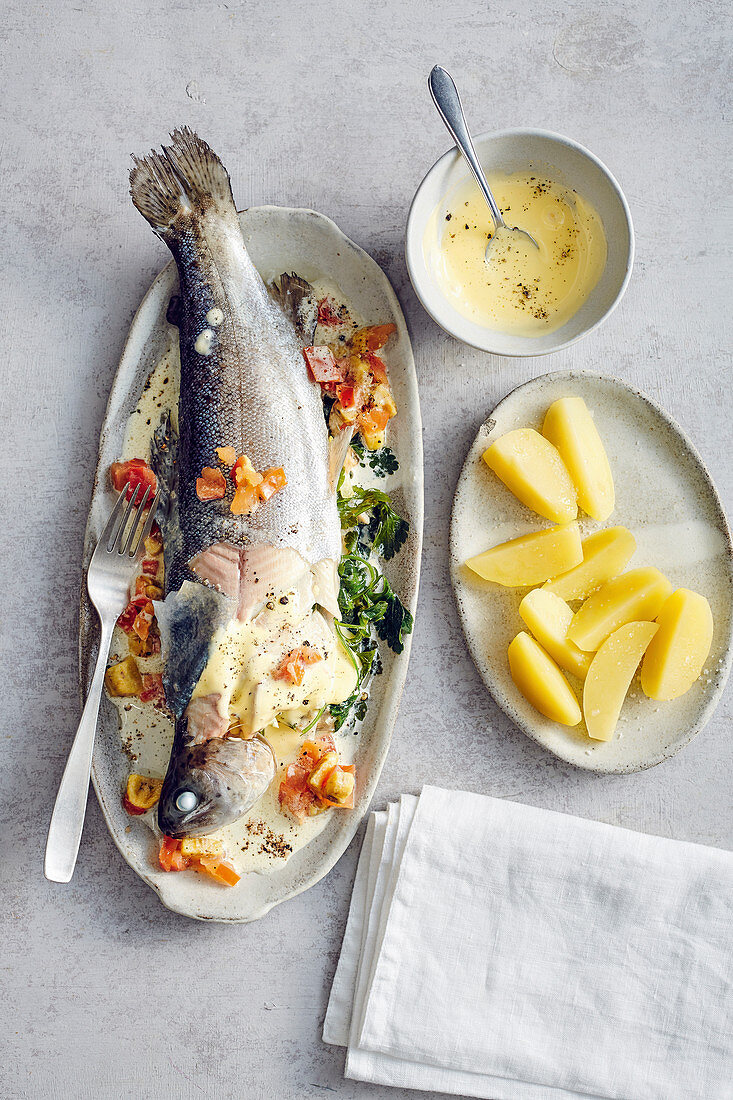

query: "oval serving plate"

left=450, top=371, right=732, bottom=773
left=81, top=206, right=423, bottom=921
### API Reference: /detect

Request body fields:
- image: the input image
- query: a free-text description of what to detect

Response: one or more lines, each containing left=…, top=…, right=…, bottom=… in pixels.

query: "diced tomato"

left=142, top=558, right=159, bottom=576
left=198, top=857, right=241, bottom=887
left=366, top=323, right=396, bottom=350
left=117, top=594, right=150, bottom=632
left=278, top=784, right=314, bottom=822
left=140, top=673, right=166, bottom=707
left=363, top=350, right=389, bottom=385
left=278, top=761, right=316, bottom=822
left=109, top=459, right=157, bottom=500
left=273, top=646, right=322, bottom=686
left=216, top=446, right=237, bottom=466
left=132, top=600, right=155, bottom=642
left=122, top=795, right=147, bottom=816
left=304, top=733, right=336, bottom=758
left=159, top=836, right=240, bottom=882
left=229, top=461, right=285, bottom=513
left=231, top=454, right=262, bottom=488
left=336, top=383, right=357, bottom=410
left=159, top=836, right=189, bottom=872
left=230, top=484, right=260, bottom=515
left=258, top=467, right=287, bottom=502
left=134, top=575, right=162, bottom=600
left=350, top=323, right=396, bottom=353
left=303, top=346, right=346, bottom=385
left=361, top=406, right=391, bottom=433
left=117, top=604, right=137, bottom=632
left=317, top=297, right=341, bottom=327
left=196, top=467, right=227, bottom=501
left=278, top=734, right=339, bottom=822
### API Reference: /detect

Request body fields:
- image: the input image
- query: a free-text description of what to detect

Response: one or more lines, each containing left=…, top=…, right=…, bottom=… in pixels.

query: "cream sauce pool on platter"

left=425, top=170, right=607, bottom=336
left=110, top=691, right=357, bottom=875
left=111, top=282, right=370, bottom=876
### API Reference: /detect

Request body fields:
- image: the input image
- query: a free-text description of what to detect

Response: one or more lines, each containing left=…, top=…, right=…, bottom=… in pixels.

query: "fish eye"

left=175, top=790, right=199, bottom=813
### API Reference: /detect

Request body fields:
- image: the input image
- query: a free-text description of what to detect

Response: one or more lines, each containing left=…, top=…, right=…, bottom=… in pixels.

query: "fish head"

left=157, top=733, right=276, bottom=838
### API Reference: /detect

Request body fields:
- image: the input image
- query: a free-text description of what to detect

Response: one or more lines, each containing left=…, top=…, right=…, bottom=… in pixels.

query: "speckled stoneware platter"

left=81, top=206, right=423, bottom=921
left=450, top=371, right=733, bottom=773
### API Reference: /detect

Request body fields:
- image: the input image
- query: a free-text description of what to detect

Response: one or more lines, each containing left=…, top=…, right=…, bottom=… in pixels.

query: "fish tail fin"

left=130, top=127, right=235, bottom=231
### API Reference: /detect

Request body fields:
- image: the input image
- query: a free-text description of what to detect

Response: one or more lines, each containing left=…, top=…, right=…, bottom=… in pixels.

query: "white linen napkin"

left=325, top=786, right=733, bottom=1100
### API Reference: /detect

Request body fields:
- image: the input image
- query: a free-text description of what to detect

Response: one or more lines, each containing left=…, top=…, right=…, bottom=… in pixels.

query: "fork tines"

left=103, top=483, right=161, bottom=556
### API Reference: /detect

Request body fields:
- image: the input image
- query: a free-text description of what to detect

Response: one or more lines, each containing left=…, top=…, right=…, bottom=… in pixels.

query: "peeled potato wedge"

left=583, top=621, right=658, bottom=741
left=508, top=632, right=582, bottom=726
left=465, top=522, right=582, bottom=587
left=543, top=526, right=636, bottom=602
left=483, top=428, right=577, bottom=524
left=542, top=397, right=614, bottom=521
left=518, top=588, right=591, bottom=680
left=641, top=589, right=714, bottom=700
left=105, top=655, right=143, bottom=697
left=568, top=567, right=672, bottom=652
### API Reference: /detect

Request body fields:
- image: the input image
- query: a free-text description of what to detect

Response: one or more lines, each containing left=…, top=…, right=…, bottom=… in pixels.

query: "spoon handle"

left=428, top=65, right=505, bottom=230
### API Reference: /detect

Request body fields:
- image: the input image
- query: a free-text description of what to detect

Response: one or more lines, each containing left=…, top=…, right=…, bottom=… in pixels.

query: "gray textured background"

left=2, top=2, right=731, bottom=1098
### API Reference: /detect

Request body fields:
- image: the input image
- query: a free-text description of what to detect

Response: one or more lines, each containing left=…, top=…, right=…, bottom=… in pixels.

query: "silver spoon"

left=428, top=65, right=539, bottom=258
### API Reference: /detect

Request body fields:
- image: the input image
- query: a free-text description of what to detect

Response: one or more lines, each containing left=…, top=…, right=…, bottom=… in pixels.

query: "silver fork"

left=45, top=482, right=161, bottom=883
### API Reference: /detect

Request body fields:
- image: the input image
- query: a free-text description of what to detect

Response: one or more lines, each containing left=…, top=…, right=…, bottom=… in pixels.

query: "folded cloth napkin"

left=324, top=786, right=733, bottom=1100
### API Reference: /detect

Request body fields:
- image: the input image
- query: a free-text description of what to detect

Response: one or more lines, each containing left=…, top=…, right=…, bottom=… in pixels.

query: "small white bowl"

left=406, top=128, right=634, bottom=357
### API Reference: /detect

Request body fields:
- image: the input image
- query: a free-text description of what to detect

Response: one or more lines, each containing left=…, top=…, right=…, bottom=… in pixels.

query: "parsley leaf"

left=350, top=437, right=399, bottom=478
left=375, top=579, right=414, bottom=652
left=337, top=486, right=409, bottom=560
left=331, top=483, right=413, bottom=730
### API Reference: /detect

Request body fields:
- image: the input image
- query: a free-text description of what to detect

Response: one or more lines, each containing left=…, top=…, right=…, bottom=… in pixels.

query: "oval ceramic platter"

left=450, top=371, right=732, bottom=773
left=81, top=207, right=423, bottom=921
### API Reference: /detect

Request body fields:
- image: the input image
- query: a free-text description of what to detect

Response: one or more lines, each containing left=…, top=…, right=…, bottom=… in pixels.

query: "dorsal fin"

left=270, top=273, right=318, bottom=343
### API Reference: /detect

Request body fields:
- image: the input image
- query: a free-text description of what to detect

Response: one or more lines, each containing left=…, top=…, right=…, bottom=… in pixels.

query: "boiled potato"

left=568, top=568, right=672, bottom=652
left=181, top=836, right=224, bottom=858
left=583, top=621, right=658, bottom=741
left=483, top=428, right=577, bottom=524
left=641, top=589, right=714, bottom=700
left=105, top=655, right=143, bottom=697
left=519, top=589, right=591, bottom=680
left=125, top=774, right=163, bottom=811
left=543, top=526, right=636, bottom=602
left=508, top=632, right=582, bottom=726
left=542, top=397, right=614, bottom=521
left=465, top=523, right=582, bottom=587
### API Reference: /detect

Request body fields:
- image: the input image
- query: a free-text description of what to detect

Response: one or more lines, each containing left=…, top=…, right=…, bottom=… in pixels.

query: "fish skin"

left=130, top=128, right=343, bottom=838
left=131, top=130, right=340, bottom=591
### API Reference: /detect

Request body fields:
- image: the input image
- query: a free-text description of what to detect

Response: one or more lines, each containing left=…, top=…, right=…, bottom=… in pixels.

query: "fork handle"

left=428, top=65, right=506, bottom=231
left=44, top=619, right=115, bottom=883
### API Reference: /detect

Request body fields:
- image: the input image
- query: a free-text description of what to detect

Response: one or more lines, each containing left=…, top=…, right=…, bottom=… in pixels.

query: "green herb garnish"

left=331, top=484, right=413, bottom=730
left=351, top=437, right=399, bottom=478
left=337, top=486, right=409, bottom=560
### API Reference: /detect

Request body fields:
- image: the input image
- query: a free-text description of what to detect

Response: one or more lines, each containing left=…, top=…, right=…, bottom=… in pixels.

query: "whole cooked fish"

left=129, top=128, right=355, bottom=838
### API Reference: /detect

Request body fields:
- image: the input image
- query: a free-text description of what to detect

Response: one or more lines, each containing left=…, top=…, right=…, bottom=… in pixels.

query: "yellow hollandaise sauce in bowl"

left=406, top=129, right=634, bottom=356
left=434, top=172, right=607, bottom=337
